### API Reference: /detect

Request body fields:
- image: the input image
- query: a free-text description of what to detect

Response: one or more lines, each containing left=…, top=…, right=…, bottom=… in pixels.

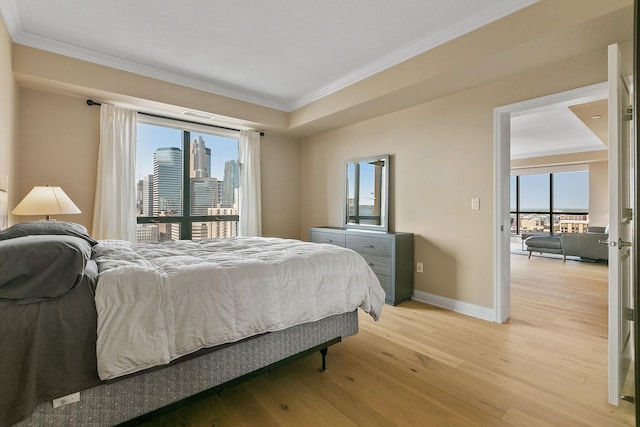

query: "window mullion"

left=549, top=173, right=554, bottom=235
left=516, top=176, right=520, bottom=235
left=182, top=131, right=191, bottom=240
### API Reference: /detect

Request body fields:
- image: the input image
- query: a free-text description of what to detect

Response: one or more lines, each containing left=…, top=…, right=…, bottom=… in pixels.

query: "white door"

left=608, top=43, right=634, bottom=405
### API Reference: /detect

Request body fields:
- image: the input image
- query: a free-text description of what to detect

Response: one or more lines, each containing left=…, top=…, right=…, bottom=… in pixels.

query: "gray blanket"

left=0, top=261, right=100, bottom=426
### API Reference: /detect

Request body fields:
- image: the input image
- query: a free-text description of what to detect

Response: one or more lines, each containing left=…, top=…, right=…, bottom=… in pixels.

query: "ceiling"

left=0, top=0, right=536, bottom=112
left=511, top=98, right=608, bottom=160
left=0, top=0, right=613, bottom=159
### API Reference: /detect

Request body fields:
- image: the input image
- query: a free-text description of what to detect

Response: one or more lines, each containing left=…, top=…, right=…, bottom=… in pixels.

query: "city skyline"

left=136, top=145, right=239, bottom=215
left=137, top=123, right=238, bottom=182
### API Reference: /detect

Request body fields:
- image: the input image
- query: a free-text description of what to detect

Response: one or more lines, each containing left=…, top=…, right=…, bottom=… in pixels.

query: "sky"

left=136, top=123, right=238, bottom=181
left=510, top=171, right=589, bottom=211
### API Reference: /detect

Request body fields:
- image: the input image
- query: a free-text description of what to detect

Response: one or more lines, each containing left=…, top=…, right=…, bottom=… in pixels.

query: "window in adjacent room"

left=518, top=173, right=551, bottom=234
left=510, top=169, right=589, bottom=235
left=552, top=170, right=589, bottom=233
left=135, top=117, right=239, bottom=243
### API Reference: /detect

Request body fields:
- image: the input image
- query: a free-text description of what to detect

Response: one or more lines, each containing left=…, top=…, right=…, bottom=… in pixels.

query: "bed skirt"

left=14, top=310, right=358, bottom=426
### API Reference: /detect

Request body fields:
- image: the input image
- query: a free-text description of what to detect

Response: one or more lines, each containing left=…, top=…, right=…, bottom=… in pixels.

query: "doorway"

left=494, top=82, right=608, bottom=322
left=495, top=73, right=636, bottom=415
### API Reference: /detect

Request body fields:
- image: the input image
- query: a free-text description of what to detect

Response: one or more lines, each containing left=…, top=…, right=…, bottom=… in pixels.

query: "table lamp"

left=11, top=186, right=81, bottom=220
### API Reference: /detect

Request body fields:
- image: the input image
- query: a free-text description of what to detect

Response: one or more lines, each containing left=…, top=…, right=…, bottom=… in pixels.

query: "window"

left=135, top=118, right=239, bottom=243
left=553, top=170, right=589, bottom=233
left=510, top=170, right=589, bottom=235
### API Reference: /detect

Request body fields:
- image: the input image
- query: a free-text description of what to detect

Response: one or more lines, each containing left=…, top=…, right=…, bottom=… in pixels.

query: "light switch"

left=471, top=198, right=480, bottom=210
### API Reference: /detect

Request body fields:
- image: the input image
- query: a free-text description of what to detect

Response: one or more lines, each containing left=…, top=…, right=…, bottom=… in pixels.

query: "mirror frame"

left=343, top=154, right=390, bottom=232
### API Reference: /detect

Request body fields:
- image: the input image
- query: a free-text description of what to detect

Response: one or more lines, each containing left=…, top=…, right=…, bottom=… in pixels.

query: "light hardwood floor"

left=144, top=254, right=635, bottom=426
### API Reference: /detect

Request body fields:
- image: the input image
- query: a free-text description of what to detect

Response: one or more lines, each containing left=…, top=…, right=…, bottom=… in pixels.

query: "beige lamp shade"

left=11, top=186, right=81, bottom=220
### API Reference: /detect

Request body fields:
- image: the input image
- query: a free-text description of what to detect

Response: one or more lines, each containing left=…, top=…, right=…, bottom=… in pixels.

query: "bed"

left=0, top=222, right=385, bottom=426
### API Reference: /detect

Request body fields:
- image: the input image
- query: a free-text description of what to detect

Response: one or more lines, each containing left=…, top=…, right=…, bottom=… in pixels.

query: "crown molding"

left=1, top=0, right=538, bottom=113
left=286, top=0, right=538, bottom=111
left=11, top=30, right=290, bottom=111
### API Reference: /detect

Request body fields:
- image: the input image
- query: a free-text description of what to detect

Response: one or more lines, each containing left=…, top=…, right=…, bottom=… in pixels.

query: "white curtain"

left=238, top=130, right=262, bottom=237
left=92, top=104, right=138, bottom=241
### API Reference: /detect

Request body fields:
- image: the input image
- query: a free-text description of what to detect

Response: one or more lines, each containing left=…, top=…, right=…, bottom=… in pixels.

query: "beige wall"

left=260, top=132, right=301, bottom=238
left=0, top=19, right=16, bottom=217
left=15, top=89, right=99, bottom=228
left=300, top=46, right=615, bottom=309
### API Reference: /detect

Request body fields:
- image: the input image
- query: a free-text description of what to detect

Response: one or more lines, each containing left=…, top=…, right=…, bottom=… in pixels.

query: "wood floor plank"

left=312, top=347, right=456, bottom=425
left=245, top=373, right=358, bottom=426
left=285, top=358, right=399, bottom=427
left=217, top=385, right=280, bottom=427
left=145, top=254, right=635, bottom=426
left=334, top=329, right=514, bottom=425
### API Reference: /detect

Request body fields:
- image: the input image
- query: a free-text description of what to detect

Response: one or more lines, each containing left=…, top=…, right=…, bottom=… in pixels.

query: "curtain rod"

left=86, top=99, right=264, bottom=136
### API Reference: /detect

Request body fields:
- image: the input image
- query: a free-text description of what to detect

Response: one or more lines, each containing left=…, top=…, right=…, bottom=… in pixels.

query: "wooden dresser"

left=309, top=226, right=414, bottom=305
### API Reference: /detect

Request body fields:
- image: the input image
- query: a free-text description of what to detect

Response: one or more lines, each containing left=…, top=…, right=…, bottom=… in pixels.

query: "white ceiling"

left=0, top=0, right=536, bottom=111
left=0, top=0, right=609, bottom=159
left=511, top=105, right=607, bottom=160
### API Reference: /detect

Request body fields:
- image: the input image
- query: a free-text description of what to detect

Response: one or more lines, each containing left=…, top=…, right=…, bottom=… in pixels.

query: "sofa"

left=524, top=226, right=609, bottom=262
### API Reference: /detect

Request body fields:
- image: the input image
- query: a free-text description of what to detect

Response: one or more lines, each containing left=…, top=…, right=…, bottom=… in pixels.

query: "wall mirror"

left=344, top=154, right=390, bottom=231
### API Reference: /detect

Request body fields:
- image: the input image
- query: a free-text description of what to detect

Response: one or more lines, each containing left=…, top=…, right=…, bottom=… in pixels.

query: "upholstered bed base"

left=14, top=310, right=358, bottom=427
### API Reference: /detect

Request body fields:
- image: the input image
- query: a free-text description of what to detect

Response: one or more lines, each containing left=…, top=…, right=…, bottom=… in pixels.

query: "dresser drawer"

left=346, top=235, right=391, bottom=256
left=310, top=230, right=346, bottom=247
left=359, top=253, right=391, bottom=277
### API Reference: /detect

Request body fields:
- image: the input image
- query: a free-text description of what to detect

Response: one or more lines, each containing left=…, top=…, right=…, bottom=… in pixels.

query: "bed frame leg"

left=320, top=348, right=328, bottom=371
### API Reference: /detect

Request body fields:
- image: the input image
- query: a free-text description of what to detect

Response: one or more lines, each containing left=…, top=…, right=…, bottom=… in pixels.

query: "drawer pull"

left=367, top=262, right=374, bottom=266
left=361, top=244, right=375, bottom=248
left=323, top=239, right=333, bottom=243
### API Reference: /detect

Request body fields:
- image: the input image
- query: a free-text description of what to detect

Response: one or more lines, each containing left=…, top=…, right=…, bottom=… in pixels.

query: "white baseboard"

left=412, top=290, right=495, bottom=322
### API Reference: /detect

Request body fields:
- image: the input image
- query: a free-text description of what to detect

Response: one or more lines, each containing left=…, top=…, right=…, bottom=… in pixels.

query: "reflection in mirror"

left=345, top=155, right=389, bottom=231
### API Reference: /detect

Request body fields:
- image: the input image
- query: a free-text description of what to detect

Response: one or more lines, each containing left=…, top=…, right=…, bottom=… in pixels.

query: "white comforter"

left=93, top=237, right=385, bottom=380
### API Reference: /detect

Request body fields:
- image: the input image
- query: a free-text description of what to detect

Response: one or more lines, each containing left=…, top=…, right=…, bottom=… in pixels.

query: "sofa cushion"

left=561, top=232, right=608, bottom=261
left=525, top=235, right=562, bottom=250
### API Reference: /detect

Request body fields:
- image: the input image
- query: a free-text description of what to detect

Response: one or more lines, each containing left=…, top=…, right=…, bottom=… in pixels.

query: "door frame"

left=493, top=82, right=608, bottom=323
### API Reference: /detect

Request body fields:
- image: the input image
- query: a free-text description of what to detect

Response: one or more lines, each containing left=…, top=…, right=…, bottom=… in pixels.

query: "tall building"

left=153, top=147, right=182, bottom=216
left=191, top=222, right=209, bottom=241
left=157, top=223, right=180, bottom=242
left=217, top=180, right=224, bottom=206
left=207, top=206, right=238, bottom=238
left=142, top=174, right=154, bottom=217
left=190, top=136, right=211, bottom=178
left=222, top=160, right=238, bottom=208
left=191, top=177, right=218, bottom=215
left=136, top=179, right=144, bottom=215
